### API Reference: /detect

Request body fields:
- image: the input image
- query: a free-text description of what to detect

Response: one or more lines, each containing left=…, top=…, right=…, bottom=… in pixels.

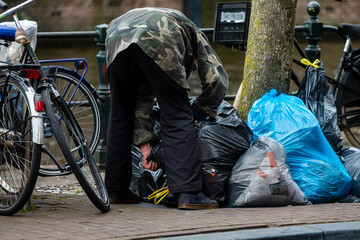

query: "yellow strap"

left=301, top=58, right=320, bottom=68
left=148, top=187, right=169, bottom=205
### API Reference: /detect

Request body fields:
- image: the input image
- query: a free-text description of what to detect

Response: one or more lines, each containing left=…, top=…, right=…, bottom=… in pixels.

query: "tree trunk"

left=233, top=0, right=298, bottom=119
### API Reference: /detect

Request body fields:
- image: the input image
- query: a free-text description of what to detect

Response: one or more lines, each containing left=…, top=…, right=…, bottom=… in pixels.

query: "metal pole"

left=93, top=24, right=109, bottom=169
left=304, top=1, right=323, bottom=62
left=183, top=0, right=202, bottom=27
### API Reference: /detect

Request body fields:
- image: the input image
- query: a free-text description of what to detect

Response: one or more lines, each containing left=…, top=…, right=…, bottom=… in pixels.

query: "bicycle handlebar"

left=295, top=25, right=347, bottom=43
left=0, top=0, right=37, bottom=20
left=0, top=0, right=8, bottom=10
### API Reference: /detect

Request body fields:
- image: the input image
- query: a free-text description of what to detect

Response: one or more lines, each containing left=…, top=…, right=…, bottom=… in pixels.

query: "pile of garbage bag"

left=130, top=67, right=360, bottom=206
left=247, top=89, right=352, bottom=204
left=130, top=100, right=253, bottom=204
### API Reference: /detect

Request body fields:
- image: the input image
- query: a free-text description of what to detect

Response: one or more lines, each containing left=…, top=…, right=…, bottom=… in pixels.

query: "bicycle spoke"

left=40, top=67, right=100, bottom=177
left=0, top=75, right=40, bottom=215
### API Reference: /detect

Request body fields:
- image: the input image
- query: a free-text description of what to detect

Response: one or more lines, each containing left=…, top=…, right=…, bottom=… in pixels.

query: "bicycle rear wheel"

left=0, top=74, right=41, bottom=216
left=337, top=58, right=360, bottom=148
left=39, top=67, right=101, bottom=177
left=42, top=87, right=109, bottom=212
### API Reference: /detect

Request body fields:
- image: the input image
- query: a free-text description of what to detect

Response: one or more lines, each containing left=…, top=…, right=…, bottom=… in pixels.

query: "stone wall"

left=4, top=0, right=360, bottom=31
left=296, top=0, right=360, bottom=25
left=9, top=0, right=183, bottom=31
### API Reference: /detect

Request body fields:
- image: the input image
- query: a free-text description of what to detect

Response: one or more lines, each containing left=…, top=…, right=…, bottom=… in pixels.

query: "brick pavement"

left=1, top=175, right=360, bottom=240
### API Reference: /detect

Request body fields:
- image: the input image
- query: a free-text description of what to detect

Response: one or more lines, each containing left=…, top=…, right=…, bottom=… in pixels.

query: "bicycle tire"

left=0, top=74, right=41, bottom=216
left=41, top=87, right=109, bottom=212
left=337, top=57, right=360, bottom=148
left=39, top=67, right=101, bottom=177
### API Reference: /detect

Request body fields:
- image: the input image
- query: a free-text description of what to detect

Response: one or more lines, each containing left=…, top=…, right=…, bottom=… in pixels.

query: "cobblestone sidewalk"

left=1, top=174, right=360, bottom=240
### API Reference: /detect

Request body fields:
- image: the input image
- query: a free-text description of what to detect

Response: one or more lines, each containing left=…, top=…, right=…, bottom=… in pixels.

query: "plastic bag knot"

left=301, top=58, right=320, bottom=68
left=265, top=89, right=278, bottom=98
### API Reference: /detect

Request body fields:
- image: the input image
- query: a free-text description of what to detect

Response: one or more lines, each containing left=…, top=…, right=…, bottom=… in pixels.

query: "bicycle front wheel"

left=337, top=58, right=360, bottom=148
left=40, top=67, right=101, bottom=177
left=0, top=74, right=41, bottom=216
left=42, top=87, right=109, bottom=212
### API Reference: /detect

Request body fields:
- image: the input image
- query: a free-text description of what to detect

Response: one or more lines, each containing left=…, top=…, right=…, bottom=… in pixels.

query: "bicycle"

left=0, top=62, right=43, bottom=216
left=0, top=11, right=102, bottom=177
left=38, top=58, right=102, bottom=177
left=292, top=23, right=360, bottom=148
left=0, top=0, right=109, bottom=214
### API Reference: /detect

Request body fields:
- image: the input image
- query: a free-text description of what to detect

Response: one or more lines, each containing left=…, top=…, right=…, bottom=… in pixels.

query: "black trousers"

left=105, top=44, right=202, bottom=194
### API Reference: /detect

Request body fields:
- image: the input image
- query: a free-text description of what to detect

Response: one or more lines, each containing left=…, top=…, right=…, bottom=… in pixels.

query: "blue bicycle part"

left=0, top=25, right=15, bottom=41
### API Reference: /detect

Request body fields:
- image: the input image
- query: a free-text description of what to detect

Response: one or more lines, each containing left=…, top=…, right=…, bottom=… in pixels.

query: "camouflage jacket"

left=106, top=8, right=229, bottom=146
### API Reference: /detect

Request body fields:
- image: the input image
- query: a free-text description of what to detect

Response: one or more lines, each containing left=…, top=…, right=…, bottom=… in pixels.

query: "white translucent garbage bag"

left=0, top=20, right=37, bottom=63
left=226, top=136, right=310, bottom=207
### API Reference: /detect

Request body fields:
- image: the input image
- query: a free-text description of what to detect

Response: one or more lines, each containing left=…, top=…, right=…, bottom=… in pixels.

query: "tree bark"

left=233, top=0, right=298, bottom=119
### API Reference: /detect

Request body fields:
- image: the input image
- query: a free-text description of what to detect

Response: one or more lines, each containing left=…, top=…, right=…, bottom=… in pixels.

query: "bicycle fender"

left=36, top=80, right=51, bottom=91
left=21, top=79, right=44, bottom=145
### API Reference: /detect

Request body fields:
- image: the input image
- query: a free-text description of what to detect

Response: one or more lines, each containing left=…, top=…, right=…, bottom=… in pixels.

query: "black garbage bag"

left=195, top=100, right=253, bottom=202
left=130, top=143, right=179, bottom=207
left=146, top=140, right=164, bottom=166
left=297, top=62, right=343, bottom=152
left=201, top=165, right=226, bottom=202
left=338, top=147, right=360, bottom=197
left=226, top=136, right=310, bottom=207
left=130, top=144, right=166, bottom=199
left=130, top=145, right=143, bottom=195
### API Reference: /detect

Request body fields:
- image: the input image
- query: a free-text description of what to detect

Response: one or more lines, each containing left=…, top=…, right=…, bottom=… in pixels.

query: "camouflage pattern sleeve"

left=132, top=80, right=159, bottom=146
left=190, top=30, right=229, bottom=118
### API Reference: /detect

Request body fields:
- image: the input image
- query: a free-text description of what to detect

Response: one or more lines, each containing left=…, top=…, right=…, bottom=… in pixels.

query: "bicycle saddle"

left=339, top=23, right=360, bottom=39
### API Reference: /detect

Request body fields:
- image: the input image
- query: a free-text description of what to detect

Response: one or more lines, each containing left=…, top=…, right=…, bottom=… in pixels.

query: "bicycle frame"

left=1, top=0, right=102, bottom=165
left=38, top=58, right=102, bottom=104
left=1, top=11, right=99, bottom=125
left=0, top=0, right=48, bottom=82
left=0, top=0, right=36, bottom=20
left=0, top=0, right=102, bottom=101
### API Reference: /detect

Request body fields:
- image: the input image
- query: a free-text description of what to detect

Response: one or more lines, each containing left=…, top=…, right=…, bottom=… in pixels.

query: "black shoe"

left=178, top=192, right=219, bottom=210
left=108, top=189, right=142, bottom=204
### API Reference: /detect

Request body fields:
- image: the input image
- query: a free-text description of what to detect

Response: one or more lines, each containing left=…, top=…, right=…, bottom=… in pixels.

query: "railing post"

left=183, top=0, right=202, bottom=27
left=304, top=1, right=323, bottom=62
left=94, top=23, right=109, bottom=169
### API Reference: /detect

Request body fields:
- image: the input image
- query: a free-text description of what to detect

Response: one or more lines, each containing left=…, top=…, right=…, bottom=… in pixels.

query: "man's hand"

left=139, top=142, right=158, bottom=171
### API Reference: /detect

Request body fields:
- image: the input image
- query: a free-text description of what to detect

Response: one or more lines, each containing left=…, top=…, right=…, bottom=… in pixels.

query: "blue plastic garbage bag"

left=247, top=89, right=352, bottom=204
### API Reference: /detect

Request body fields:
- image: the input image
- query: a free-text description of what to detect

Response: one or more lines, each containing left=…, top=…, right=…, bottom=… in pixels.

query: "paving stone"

left=1, top=175, right=360, bottom=240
